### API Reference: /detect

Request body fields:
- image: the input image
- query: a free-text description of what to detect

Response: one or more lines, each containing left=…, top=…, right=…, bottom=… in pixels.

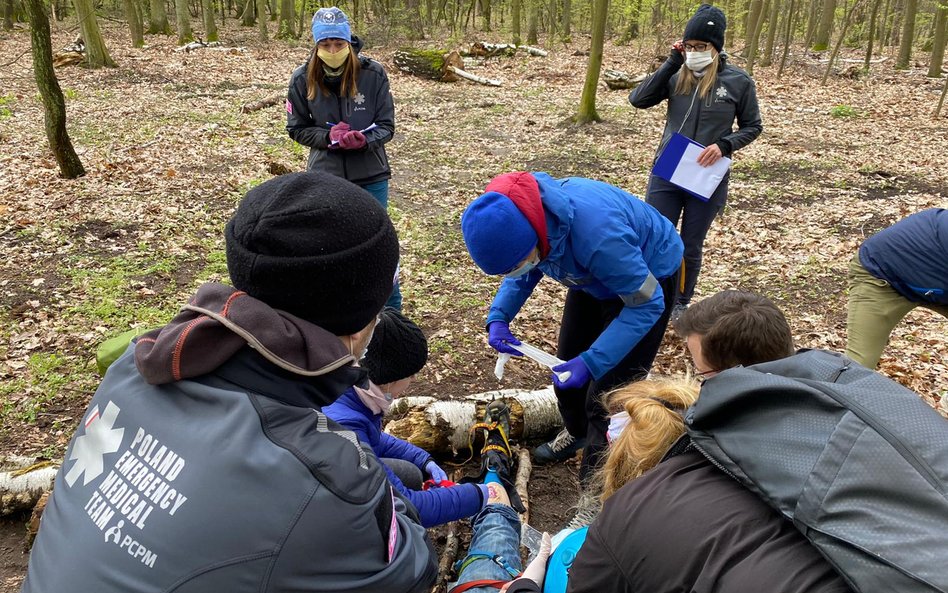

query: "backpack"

left=685, top=349, right=948, bottom=593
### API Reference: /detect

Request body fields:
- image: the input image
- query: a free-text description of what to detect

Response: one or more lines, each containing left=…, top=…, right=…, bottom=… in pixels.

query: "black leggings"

left=646, top=173, right=728, bottom=306
left=553, top=271, right=679, bottom=484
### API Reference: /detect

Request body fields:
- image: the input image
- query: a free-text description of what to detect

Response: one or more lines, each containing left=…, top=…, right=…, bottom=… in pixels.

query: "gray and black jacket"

left=286, top=36, right=394, bottom=185
left=22, top=283, right=437, bottom=593
left=630, top=52, right=762, bottom=159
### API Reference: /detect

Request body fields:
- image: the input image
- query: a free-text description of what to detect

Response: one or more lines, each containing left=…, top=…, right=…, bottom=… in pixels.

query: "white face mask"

left=685, top=50, right=714, bottom=72
left=505, top=255, right=539, bottom=279
left=606, top=411, right=631, bottom=444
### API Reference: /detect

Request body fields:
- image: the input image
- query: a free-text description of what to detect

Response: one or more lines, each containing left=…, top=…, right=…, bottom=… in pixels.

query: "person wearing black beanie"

left=630, top=3, right=762, bottom=322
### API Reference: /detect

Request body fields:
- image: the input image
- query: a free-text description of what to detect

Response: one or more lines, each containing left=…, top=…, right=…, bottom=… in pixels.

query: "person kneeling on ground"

left=22, top=172, right=436, bottom=593
left=323, top=307, right=489, bottom=527
left=673, top=289, right=795, bottom=381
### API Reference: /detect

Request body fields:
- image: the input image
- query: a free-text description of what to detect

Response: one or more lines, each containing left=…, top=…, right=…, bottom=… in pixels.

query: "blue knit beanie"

left=462, top=192, right=537, bottom=275
left=312, top=7, right=351, bottom=43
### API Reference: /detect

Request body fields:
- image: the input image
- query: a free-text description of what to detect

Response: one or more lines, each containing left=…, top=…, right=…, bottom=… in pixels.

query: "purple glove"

left=487, top=321, right=522, bottom=355
left=328, top=122, right=350, bottom=144
left=424, top=460, right=448, bottom=483
left=339, top=130, right=367, bottom=150
left=552, top=356, right=592, bottom=390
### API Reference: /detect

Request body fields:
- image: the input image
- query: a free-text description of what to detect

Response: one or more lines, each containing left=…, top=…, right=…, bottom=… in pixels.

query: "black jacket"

left=286, top=37, right=395, bottom=185
left=566, top=448, right=851, bottom=593
left=630, top=53, right=762, bottom=158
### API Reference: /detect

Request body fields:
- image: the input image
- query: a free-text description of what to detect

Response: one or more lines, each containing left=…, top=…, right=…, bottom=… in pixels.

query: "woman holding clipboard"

left=630, top=4, right=762, bottom=320
left=286, top=6, right=401, bottom=307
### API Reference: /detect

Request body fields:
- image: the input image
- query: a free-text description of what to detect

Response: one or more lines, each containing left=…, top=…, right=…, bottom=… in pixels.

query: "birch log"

left=385, top=388, right=562, bottom=455
left=0, top=456, right=58, bottom=516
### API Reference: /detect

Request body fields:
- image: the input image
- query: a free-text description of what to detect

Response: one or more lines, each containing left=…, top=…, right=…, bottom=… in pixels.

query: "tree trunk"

left=240, top=0, right=255, bottom=26
left=812, top=0, right=835, bottom=50
left=895, top=0, right=916, bottom=69
left=256, top=0, right=267, bottom=39
left=24, top=0, right=85, bottom=178
left=149, top=0, right=172, bottom=33
left=746, top=0, right=767, bottom=75
left=392, top=48, right=463, bottom=80
left=561, top=0, right=570, bottom=40
left=175, top=0, right=193, bottom=43
left=511, top=0, right=521, bottom=45
left=385, top=390, right=562, bottom=455
left=123, top=0, right=145, bottom=47
left=804, top=0, right=819, bottom=48
left=269, top=0, right=276, bottom=21
left=277, top=0, right=294, bottom=37
left=203, top=0, right=219, bottom=41
left=761, top=0, right=781, bottom=66
left=72, top=0, right=116, bottom=67
left=575, top=0, right=607, bottom=123
left=935, top=76, right=948, bottom=117
left=3, top=0, right=14, bottom=30
left=928, top=1, right=946, bottom=77
left=777, top=0, right=796, bottom=77
left=863, top=0, right=881, bottom=70
left=526, top=0, right=538, bottom=44
left=479, top=0, right=489, bottom=30
left=822, top=0, right=862, bottom=84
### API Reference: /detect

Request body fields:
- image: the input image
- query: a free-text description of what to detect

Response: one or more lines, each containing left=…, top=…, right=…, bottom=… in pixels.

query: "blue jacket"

left=859, top=208, right=948, bottom=305
left=486, top=174, right=684, bottom=379
left=323, top=389, right=485, bottom=528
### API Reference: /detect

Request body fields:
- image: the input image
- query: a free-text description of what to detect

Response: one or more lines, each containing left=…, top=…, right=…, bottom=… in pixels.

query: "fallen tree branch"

left=241, top=93, right=284, bottom=113
left=0, top=456, right=58, bottom=517
left=515, top=447, right=532, bottom=526
left=602, top=69, right=648, bottom=90
left=469, top=42, right=548, bottom=57
left=174, top=40, right=247, bottom=53
left=433, top=517, right=459, bottom=593
left=445, top=65, right=501, bottom=87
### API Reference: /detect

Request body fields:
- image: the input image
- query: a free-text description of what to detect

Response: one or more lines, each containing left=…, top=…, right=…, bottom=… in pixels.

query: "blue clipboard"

left=652, top=132, right=730, bottom=202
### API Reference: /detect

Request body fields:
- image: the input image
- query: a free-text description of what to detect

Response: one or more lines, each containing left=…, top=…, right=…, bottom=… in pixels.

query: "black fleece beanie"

left=683, top=4, right=727, bottom=52
left=361, top=308, right=428, bottom=385
left=225, top=171, right=399, bottom=336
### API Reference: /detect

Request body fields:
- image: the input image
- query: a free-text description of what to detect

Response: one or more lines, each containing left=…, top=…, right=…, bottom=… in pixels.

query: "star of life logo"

left=66, top=402, right=125, bottom=487
left=354, top=92, right=365, bottom=105
left=319, top=10, right=338, bottom=23
left=716, top=86, right=728, bottom=98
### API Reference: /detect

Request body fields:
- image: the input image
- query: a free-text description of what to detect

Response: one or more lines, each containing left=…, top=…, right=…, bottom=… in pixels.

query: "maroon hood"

left=135, top=283, right=355, bottom=385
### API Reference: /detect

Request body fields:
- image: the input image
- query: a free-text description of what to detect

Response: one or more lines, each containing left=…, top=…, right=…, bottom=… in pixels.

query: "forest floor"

left=0, top=19, right=947, bottom=590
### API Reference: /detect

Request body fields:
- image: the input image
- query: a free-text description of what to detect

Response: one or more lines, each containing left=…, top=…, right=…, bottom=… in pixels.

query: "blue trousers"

left=454, top=504, right=522, bottom=592
left=646, top=173, right=728, bottom=306
left=360, top=179, right=403, bottom=311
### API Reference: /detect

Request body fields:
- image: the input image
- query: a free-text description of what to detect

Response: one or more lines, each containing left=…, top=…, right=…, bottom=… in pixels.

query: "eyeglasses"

left=684, top=43, right=710, bottom=52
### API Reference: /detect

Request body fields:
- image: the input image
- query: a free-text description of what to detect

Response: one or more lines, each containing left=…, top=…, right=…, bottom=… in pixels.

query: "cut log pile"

left=393, top=41, right=548, bottom=87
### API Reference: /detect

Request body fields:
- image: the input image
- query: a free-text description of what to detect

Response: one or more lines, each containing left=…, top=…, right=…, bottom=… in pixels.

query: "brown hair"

left=673, top=52, right=720, bottom=100
left=674, top=290, right=795, bottom=372
left=306, top=45, right=361, bottom=100
left=598, top=379, right=699, bottom=501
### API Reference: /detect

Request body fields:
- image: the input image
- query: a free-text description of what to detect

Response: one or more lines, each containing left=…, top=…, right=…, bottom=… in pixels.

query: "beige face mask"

left=317, top=45, right=350, bottom=69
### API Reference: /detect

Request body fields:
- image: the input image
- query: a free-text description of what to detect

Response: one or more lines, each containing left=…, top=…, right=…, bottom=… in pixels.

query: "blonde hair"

left=673, top=52, right=720, bottom=99
left=306, top=46, right=361, bottom=100
left=598, top=379, right=699, bottom=501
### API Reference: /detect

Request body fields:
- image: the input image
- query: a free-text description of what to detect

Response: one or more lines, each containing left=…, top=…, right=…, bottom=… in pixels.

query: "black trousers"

left=646, top=173, right=728, bottom=306
left=553, top=271, right=679, bottom=484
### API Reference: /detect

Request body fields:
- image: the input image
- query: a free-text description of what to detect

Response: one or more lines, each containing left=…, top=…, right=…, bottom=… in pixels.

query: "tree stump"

left=393, top=48, right=464, bottom=82
left=385, top=388, right=562, bottom=455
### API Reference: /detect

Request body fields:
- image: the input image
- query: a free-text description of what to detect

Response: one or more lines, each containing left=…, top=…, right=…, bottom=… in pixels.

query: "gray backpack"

left=685, top=349, right=948, bottom=593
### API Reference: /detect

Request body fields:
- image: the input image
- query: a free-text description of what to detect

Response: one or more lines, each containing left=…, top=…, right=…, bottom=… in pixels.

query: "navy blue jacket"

left=486, top=174, right=684, bottom=379
left=859, top=208, right=948, bottom=305
left=323, top=389, right=485, bottom=527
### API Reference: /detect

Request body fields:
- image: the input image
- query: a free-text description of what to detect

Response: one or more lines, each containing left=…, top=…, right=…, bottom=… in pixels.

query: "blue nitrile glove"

left=424, top=460, right=448, bottom=483
left=487, top=321, right=523, bottom=355
left=552, top=357, right=592, bottom=390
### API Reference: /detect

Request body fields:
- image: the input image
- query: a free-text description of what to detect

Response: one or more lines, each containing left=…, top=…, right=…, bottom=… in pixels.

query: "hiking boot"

left=532, top=428, right=586, bottom=464
left=483, top=399, right=512, bottom=460
left=564, top=491, right=602, bottom=530
left=468, top=399, right=526, bottom=513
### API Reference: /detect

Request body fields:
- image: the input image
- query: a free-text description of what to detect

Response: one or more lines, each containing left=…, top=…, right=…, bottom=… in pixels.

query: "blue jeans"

left=646, top=173, right=728, bottom=306
left=359, top=179, right=402, bottom=311
left=454, top=504, right=522, bottom=592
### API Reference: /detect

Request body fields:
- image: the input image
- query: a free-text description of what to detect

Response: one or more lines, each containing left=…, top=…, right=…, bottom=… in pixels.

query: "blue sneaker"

left=532, top=428, right=586, bottom=464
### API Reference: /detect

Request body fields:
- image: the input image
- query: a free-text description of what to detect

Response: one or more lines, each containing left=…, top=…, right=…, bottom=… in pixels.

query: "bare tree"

left=526, top=0, right=538, bottom=44
left=561, top=0, right=570, bottom=41
left=777, top=0, right=797, bottom=77
left=822, top=0, right=863, bottom=84
left=813, top=0, right=836, bottom=50
left=278, top=0, right=294, bottom=38
left=203, top=0, right=219, bottom=42
left=576, top=0, right=608, bottom=123
left=895, top=0, right=916, bottom=69
left=761, top=0, right=781, bottom=66
left=929, top=1, right=947, bottom=77
left=256, top=0, right=267, bottom=39
left=511, top=0, right=521, bottom=45
left=3, top=0, right=14, bottom=29
left=122, top=0, right=145, bottom=47
left=863, top=0, right=882, bottom=71
left=175, top=0, right=194, bottom=43
left=479, top=0, right=490, bottom=30
left=746, top=0, right=768, bottom=75
left=73, top=0, right=115, bottom=67
left=149, top=0, right=172, bottom=33
left=25, top=0, right=85, bottom=178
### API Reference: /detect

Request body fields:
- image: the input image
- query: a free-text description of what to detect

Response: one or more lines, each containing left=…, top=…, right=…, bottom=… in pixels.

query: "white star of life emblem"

left=354, top=92, right=365, bottom=105
left=65, top=402, right=125, bottom=487
left=716, top=86, right=727, bottom=98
